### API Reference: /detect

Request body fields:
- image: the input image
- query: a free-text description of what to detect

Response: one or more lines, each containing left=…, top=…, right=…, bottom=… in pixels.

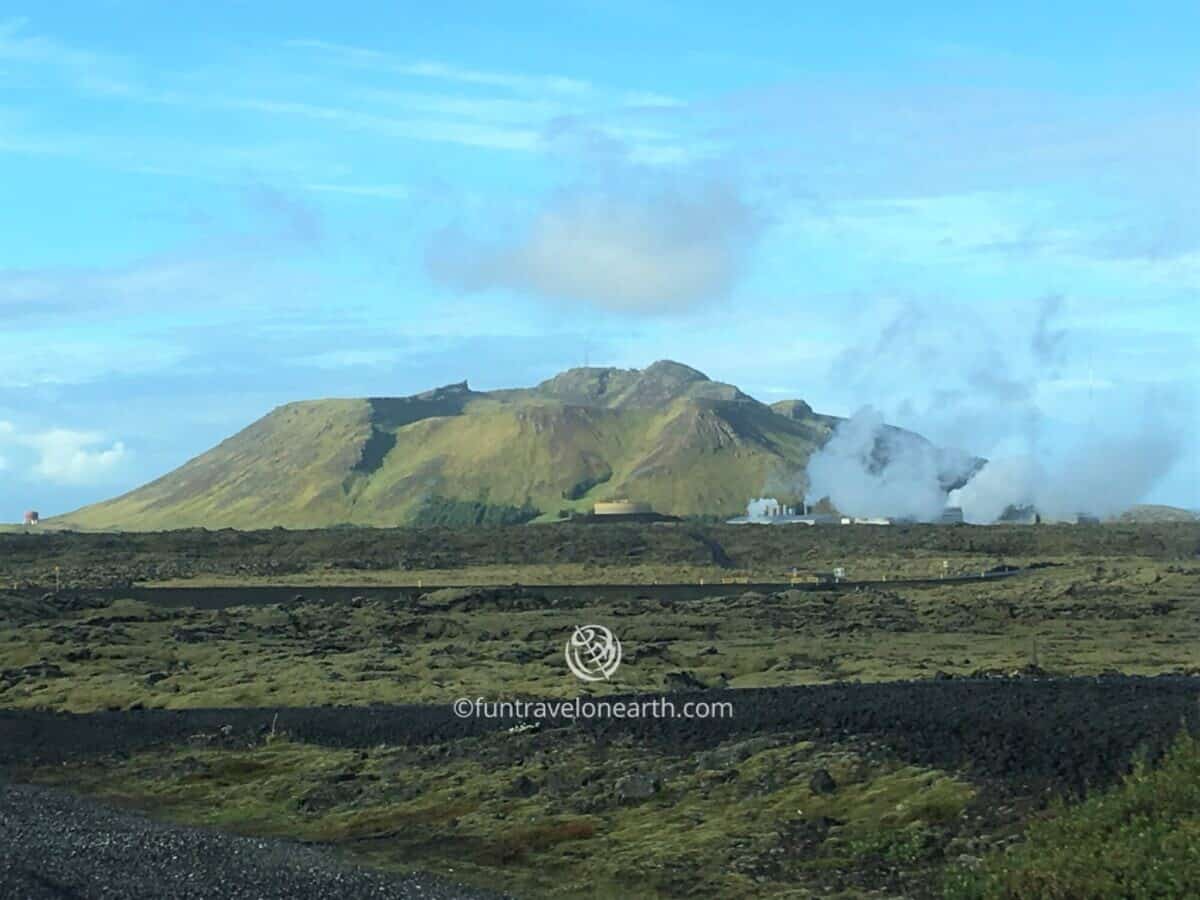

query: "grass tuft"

left=944, top=729, right=1200, bottom=900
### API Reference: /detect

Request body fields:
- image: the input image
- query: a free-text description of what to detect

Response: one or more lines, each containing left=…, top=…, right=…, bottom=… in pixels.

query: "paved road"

left=0, top=781, right=508, bottom=900
left=103, top=568, right=1027, bottom=609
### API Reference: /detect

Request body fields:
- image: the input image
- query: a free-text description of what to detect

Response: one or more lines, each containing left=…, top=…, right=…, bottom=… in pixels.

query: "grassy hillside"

left=56, top=360, right=933, bottom=531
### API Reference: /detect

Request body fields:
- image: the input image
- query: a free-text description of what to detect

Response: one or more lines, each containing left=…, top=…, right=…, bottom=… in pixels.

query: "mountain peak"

left=642, top=359, right=710, bottom=382
left=412, top=380, right=471, bottom=401
left=533, top=360, right=718, bottom=409
left=771, top=399, right=815, bottom=420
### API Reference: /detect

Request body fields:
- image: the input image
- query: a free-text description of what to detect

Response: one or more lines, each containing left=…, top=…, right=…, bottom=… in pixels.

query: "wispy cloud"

left=352, top=87, right=560, bottom=123
left=0, top=333, right=187, bottom=388
left=0, top=17, right=133, bottom=95
left=222, top=96, right=541, bottom=151
left=0, top=124, right=351, bottom=184
left=719, top=79, right=1198, bottom=205
left=0, top=183, right=325, bottom=323
left=0, top=249, right=327, bottom=325
left=285, top=39, right=593, bottom=96
left=0, top=20, right=694, bottom=186
left=302, top=182, right=410, bottom=200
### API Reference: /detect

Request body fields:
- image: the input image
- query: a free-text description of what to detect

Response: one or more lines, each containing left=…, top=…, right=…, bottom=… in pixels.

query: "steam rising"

left=745, top=497, right=778, bottom=518
left=803, top=407, right=976, bottom=522
left=950, top=428, right=1185, bottom=523
left=802, top=409, right=1186, bottom=524
left=795, top=297, right=1188, bottom=523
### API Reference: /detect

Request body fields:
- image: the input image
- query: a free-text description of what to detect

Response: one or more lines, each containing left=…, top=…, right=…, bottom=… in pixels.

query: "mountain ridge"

left=56, top=361, right=972, bottom=530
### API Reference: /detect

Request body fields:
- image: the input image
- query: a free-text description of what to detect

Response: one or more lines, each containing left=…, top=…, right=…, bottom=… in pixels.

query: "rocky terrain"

left=3, top=677, right=1199, bottom=898
left=2, top=523, right=1199, bottom=897
left=3, top=520, right=1197, bottom=589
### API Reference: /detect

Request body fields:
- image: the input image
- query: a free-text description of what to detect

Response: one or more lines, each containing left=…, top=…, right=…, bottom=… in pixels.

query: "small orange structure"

left=593, top=499, right=653, bottom=516
left=23, top=510, right=39, bottom=526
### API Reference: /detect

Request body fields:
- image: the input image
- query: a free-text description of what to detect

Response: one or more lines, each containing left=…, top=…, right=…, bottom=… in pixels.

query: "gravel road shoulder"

left=0, top=781, right=507, bottom=900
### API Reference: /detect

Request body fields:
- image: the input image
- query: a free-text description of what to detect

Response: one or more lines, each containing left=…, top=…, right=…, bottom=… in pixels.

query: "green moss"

left=944, top=731, right=1200, bottom=900
left=4, top=558, right=1199, bottom=714
left=28, top=732, right=979, bottom=899
left=843, top=825, right=942, bottom=865
left=413, top=495, right=541, bottom=527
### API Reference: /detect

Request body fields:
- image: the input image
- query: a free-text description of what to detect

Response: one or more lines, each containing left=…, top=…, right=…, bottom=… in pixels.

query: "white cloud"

left=427, top=176, right=762, bottom=312
left=0, top=421, right=129, bottom=485
left=25, top=429, right=128, bottom=485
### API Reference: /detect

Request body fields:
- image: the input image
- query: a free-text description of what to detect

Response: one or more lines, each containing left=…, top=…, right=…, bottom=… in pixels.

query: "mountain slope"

left=58, top=361, right=965, bottom=530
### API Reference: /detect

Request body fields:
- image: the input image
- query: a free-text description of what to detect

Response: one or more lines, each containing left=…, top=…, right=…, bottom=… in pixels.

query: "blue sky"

left=1, top=2, right=1197, bottom=519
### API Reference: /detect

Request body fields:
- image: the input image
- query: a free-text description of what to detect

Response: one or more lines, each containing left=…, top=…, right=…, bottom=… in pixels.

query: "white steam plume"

left=805, top=297, right=1190, bottom=524
left=950, top=427, right=1185, bottom=523
left=745, top=497, right=777, bottom=519
left=804, top=407, right=975, bottom=522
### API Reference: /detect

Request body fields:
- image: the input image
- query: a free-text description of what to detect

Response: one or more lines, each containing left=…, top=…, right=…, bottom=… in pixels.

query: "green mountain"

left=57, top=360, right=963, bottom=530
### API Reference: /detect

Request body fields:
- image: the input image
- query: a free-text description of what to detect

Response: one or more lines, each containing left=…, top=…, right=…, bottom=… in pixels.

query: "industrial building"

left=593, top=500, right=653, bottom=516
left=727, top=499, right=966, bottom=526
left=727, top=500, right=839, bottom=525
left=573, top=499, right=680, bottom=524
left=726, top=494, right=1110, bottom=527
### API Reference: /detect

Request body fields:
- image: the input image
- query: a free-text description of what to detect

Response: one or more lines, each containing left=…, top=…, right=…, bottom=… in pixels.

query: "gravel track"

left=0, top=781, right=507, bottom=900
